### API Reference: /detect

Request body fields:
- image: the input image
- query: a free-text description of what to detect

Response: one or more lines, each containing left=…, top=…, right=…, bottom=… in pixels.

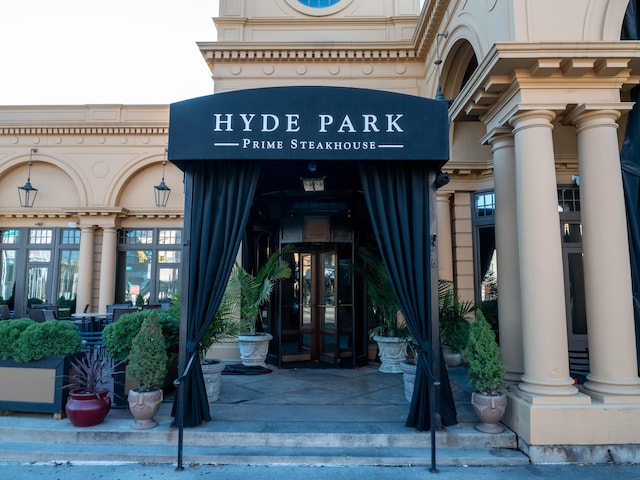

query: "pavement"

left=0, top=363, right=627, bottom=473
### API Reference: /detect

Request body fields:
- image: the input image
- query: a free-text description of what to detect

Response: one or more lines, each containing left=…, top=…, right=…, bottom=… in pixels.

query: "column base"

left=583, top=373, right=640, bottom=401
left=518, top=374, right=579, bottom=397
left=504, top=388, right=640, bottom=448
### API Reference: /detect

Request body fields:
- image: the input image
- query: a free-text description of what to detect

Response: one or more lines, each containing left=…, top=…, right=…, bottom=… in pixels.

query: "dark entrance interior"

left=247, top=160, right=371, bottom=368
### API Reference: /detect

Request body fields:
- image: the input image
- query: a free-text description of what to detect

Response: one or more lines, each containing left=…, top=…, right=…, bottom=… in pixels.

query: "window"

left=0, top=228, right=80, bottom=315
left=473, top=191, right=496, bottom=302
left=558, top=186, right=587, bottom=346
left=117, top=228, right=182, bottom=305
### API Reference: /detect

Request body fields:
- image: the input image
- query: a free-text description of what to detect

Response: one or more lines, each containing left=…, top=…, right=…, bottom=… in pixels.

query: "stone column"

left=437, top=192, right=454, bottom=282
left=76, top=225, right=95, bottom=313
left=510, top=110, right=578, bottom=397
left=489, top=133, right=524, bottom=384
left=98, top=226, right=118, bottom=312
left=569, top=106, right=640, bottom=400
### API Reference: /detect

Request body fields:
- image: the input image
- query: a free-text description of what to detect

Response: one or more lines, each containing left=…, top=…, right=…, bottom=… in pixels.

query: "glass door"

left=280, top=245, right=353, bottom=365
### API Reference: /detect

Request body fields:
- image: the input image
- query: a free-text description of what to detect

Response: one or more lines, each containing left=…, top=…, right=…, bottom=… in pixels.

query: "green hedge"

left=0, top=318, right=82, bottom=362
left=103, top=309, right=179, bottom=363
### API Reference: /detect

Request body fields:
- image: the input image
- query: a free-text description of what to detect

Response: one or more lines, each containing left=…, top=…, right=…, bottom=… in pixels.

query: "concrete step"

left=0, top=441, right=529, bottom=467
left=0, top=419, right=529, bottom=467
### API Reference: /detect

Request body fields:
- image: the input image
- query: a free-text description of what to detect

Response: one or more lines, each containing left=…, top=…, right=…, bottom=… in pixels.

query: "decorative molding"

left=0, top=127, right=168, bottom=136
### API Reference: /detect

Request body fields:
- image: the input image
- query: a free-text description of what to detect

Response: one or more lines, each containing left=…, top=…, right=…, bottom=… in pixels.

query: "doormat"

left=222, top=364, right=272, bottom=375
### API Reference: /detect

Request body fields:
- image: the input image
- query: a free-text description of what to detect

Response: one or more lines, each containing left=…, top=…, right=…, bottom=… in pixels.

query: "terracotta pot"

left=127, top=388, right=163, bottom=430
left=65, top=390, right=111, bottom=427
left=471, top=391, right=507, bottom=433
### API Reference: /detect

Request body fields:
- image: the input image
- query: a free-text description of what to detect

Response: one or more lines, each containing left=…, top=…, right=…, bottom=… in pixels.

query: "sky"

left=0, top=0, right=219, bottom=105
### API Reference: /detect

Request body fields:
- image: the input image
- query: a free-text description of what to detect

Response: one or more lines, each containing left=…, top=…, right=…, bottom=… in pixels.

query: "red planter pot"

left=65, top=390, right=111, bottom=427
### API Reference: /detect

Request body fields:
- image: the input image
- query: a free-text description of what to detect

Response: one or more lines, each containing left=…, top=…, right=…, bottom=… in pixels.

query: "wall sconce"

left=301, top=177, right=325, bottom=192
left=18, top=148, right=38, bottom=208
left=154, top=149, right=171, bottom=207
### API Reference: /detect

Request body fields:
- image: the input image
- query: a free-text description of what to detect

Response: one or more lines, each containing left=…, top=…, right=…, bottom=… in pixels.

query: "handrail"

left=175, top=350, right=198, bottom=471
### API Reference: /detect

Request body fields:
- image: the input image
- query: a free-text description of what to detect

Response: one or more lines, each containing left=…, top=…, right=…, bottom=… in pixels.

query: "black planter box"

left=0, top=354, right=78, bottom=418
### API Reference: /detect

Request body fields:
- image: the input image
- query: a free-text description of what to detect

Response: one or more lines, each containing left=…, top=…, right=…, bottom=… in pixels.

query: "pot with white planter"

left=227, top=248, right=291, bottom=367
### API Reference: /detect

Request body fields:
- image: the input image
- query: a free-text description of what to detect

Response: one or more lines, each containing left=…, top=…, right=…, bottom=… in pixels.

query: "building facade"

left=1, top=0, right=640, bottom=463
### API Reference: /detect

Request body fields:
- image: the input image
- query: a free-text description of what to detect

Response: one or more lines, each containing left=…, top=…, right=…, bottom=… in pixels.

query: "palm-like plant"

left=438, top=280, right=475, bottom=354
left=358, top=247, right=407, bottom=338
left=65, top=348, right=114, bottom=396
left=228, top=247, right=292, bottom=336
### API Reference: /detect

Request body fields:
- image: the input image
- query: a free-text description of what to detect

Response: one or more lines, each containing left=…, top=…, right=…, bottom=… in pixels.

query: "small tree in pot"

left=467, top=309, right=507, bottom=433
left=126, top=311, right=167, bottom=429
left=359, top=247, right=409, bottom=374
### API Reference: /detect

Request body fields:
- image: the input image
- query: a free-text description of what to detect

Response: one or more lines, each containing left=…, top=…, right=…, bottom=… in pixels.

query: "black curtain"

left=174, top=160, right=260, bottom=428
left=621, top=1, right=640, bottom=372
left=359, top=161, right=457, bottom=431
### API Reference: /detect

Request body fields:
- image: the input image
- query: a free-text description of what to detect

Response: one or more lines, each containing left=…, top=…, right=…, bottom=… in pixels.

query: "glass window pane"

left=58, top=250, right=79, bottom=302
left=28, top=250, right=51, bottom=262
left=475, top=192, right=495, bottom=218
left=61, top=229, right=80, bottom=245
left=0, top=230, right=19, bottom=244
left=120, top=249, right=152, bottom=305
left=158, top=250, right=181, bottom=263
left=562, top=222, right=582, bottom=244
left=159, top=229, right=182, bottom=245
left=29, top=229, right=53, bottom=245
left=119, top=229, right=153, bottom=245
left=28, top=266, right=48, bottom=303
left=158, top=267, right=179, bottom=301
left=1, top=250, right=17, bottom=305
left=567, top=253, right=587, bottom=335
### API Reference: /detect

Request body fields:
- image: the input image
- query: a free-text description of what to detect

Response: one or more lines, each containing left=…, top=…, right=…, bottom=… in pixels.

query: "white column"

left=437, top=192, right=454, bottom=282
left=98, top=226, right=117, bottom=312
left=489, top=133, right=524, bottom=384
left=76, top=225, right=95, bottom=313
left=510, top=110, right=578, bottom=397
left=570, top=107, right=640, bottom=399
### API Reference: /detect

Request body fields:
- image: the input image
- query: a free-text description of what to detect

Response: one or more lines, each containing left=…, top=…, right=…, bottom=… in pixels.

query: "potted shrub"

left=126, top=311, right=167, bottom=429
left=0, top=318, right=83, bottom=416
left=359, top=247, right=409, bottom=374
left=438, top=280, right=474, bottom=367
left=64, top=349, right=113, bottom=427
left=467, top=309, right=507, bottom=433
left=228, top=247, right=291, bottom=366
left=103, top=307, right=179, bottom=405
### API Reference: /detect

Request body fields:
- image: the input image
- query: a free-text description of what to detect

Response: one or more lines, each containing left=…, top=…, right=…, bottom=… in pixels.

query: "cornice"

left=199, top=41, right=418, bottom=62
left=449, top=42, right=640, bottom=125
left=0, top=127, right=168, bottom=135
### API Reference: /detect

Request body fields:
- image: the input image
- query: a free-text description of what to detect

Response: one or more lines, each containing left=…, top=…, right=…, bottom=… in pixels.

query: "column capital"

left=509, top=109, right=557, bottom=131
left=480, top=127, right=513, bottom=146
left=563, top=102, right=634, bottom=126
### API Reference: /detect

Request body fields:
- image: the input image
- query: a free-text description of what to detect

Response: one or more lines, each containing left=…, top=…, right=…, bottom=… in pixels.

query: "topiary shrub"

left=10, top=320, right=82, bottom=362
left=127, top=311, right=168, bottom=392
left=467, top=309, right=505, bottom=395
left=0, top=318, right=35, bottom=360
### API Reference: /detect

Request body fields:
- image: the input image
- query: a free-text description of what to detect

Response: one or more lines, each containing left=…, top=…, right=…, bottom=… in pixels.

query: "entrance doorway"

left=279, top=244, right=355, bottom=366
